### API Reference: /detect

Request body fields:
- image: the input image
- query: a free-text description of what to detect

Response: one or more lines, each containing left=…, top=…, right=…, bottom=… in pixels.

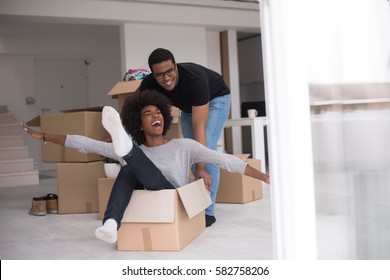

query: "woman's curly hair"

left=121, top=89, right=173, bottom=145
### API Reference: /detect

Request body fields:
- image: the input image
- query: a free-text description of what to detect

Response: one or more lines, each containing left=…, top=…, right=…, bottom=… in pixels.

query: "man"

left=140, top=48, right=231, bottom=227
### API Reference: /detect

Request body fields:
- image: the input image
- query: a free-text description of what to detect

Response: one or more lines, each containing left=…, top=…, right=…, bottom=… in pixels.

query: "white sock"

left=95, top=218, right=118, bottom=244
left=102, top=106, right=133, bottom=157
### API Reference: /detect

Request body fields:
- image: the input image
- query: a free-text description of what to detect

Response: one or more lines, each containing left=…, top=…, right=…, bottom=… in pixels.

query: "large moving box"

left=27, top=107, right=109, bottom=163
left=118, top=179, right=211, bottom=251
left=217, top=154, right=263, bottom=204
left=57, top=161, right=105, bottom=214
left=98, top=178, right=211, bottom=251
left=107, top=80, right=142, bottom=112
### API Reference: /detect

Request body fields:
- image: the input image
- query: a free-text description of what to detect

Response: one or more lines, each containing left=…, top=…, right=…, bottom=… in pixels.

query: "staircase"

left=0, top=105, right=39, bottom=187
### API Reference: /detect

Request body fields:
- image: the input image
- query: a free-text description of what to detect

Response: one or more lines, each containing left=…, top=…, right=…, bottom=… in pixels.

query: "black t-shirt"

left=139, top=63, right=230, bottom=113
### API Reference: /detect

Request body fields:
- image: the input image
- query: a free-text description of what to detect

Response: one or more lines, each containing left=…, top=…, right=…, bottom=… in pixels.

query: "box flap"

left=177, top=179, right=212, bottom=219
left=235, top=154, right=251, bottom=160
left=121, top=189, right=175, bottom=223
left=25, top=106, right=104, bottom=127
left=107, top=80, right=142, bottom=98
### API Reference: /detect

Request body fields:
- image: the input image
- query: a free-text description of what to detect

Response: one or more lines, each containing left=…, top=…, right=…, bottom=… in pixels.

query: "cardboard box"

left=57, top=161, right=105, bottom=214
left=97, top=177, right=115, bottom=220
left=107, top=80, right=181, bottom=118
left=171, top=106, right=180, bottom=118
left=27, top=107, right=109, bottom=163
left=166, top=122, right=182, bottom=139
left=117, top=179, right=211, bottom=251
left=216, top=154, right=263, bottom=203
left=107, top=80, right=142, bottom=112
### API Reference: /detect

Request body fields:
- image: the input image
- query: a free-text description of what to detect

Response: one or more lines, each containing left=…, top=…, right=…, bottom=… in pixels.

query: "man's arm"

left=191, top=103, right=211, bottom=189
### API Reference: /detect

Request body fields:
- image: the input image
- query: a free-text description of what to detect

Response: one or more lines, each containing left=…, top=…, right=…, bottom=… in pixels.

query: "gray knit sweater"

left=65, top=135, right=247, bottom=188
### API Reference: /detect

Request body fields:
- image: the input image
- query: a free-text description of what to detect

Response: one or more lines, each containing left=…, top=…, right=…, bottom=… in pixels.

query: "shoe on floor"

left=205, top=214, right=216, bottom=227
left=29, top=196, right=47, bottom=216
left=46, top=193, right=58, bottom=214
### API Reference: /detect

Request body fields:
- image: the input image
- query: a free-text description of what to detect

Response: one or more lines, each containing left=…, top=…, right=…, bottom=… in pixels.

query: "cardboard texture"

left=107, top=80, right=142, bottom=112
left=217, top=154, right=263, bottom=204
left=166, top=122, right=182, bottom=139
left=171, top=106, right=180, bottom=118
left=27, top=108, right=109, bottom=163
left=116, top=179, right=211, bottom=251
left=97, top=177, right=115, bottom=220
left=57, top=161, right=105, bottom=214
left=176, top=180, right=213, bottom=219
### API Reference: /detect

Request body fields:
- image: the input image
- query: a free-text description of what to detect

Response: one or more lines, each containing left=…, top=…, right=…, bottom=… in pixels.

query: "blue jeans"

left=103, top=145, right=174, bottom=229
left=180, top=94, right=231, bottom=216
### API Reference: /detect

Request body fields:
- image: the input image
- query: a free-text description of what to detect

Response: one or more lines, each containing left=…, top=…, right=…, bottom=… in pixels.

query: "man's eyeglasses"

left=153, top=67, right=176, bottom=81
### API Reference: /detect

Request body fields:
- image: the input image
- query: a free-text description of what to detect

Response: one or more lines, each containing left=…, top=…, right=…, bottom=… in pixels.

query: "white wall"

left=206, top=31, right=222, bottom=73
left=0, top=22, right=122, bottom=168
left=120, top=23, right=208, bottom=73
left=0, top=22, right=121, bottom=122
left=0, top=55, right=37, bottom=125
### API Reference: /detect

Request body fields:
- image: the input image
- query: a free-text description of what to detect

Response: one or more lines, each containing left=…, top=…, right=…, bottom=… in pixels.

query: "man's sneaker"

left=29, top=196, right=47, bottom=216
left=46, top=193, right=58, bottom=214
left=205, top=214, right=216, bottom=227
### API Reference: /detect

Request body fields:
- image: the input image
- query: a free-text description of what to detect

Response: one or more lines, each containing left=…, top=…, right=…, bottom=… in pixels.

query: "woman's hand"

left=262, top=173, right=270, bottom=185
left=20, top=123, right=43, bottom=141
left=244, top=164, right=271, bottom=185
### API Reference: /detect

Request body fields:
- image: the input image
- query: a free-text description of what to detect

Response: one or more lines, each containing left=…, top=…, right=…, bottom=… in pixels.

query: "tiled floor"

left=0, top=171, right=274, bottom=260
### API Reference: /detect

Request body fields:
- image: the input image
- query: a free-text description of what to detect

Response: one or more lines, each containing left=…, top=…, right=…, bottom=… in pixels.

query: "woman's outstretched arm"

left=21, top=123, right=66, bottom=145
left=244, top=165, right=270, bottom=184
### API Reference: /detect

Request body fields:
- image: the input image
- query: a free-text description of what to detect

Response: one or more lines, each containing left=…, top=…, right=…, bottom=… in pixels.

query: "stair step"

left=0, top=113, right=16, bottom=124
left=0, top=123, right=20, bottom=136
left=0, top=170, right=39, bottom=187
left=0, top=135, right=24, bottom=148
left=0, top=158, right=36, bottom=174
left=0, top=147, right=30, bottom=160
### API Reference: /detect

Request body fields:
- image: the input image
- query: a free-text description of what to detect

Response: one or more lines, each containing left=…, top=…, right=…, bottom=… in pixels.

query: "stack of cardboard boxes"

left=27, top=107, right=109, bottom=214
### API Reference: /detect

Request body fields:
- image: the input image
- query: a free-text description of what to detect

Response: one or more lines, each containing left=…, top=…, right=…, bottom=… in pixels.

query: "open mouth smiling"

left=152, top=120, right=162, bottom=127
